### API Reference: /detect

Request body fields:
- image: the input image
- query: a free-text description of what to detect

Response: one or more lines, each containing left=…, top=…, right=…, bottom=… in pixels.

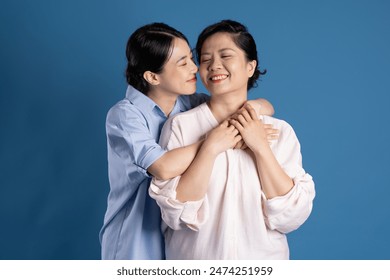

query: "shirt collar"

left=173, top=96, right=187, bottom=114
left=125, top=85, right=157, bottom=112
left=125, top=85, right=186, bottom=117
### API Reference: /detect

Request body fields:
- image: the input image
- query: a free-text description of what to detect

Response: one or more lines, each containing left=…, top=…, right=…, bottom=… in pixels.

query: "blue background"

left=1, top=0, right=389, bottom=260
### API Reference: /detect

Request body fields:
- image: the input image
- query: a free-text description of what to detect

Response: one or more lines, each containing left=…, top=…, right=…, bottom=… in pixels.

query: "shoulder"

left=105, top=99, right=152, bottom=135
left=172, top=103, right=206, bottom=125
left=162, top=104, right=206, bottom=138
left=106, top=99, right=145, bottom=125
left=170, top=103, right=206, bottom=121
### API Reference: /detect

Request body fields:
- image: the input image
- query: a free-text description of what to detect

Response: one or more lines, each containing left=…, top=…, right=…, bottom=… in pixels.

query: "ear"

left=143, top=71, right=160, bottom=86
left=247, top=60, right=257, bottom=78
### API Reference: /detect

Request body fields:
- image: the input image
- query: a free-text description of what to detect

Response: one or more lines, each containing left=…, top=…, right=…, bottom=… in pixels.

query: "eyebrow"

left=176, top=51, right=193, bottom=64
left=176, top=55, right=187, bottom=64
left=201, top=48, right=236, bottom=56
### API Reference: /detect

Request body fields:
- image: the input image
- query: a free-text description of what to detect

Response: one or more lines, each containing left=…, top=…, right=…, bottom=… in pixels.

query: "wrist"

left=201, top=142, right=221, bottom=158
left=252, top=142, right=271, bottom=158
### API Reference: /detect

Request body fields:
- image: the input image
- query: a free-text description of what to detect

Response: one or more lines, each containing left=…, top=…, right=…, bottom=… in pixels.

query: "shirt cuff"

left=174, top=199, right=206, bottom=231
left=138, top=148, right=166, bottom=177
left=261, top=184, right=297, bottom=218
left=166, top=184, right=206, bottom=231
left=150, top=177, right=208, bottom=231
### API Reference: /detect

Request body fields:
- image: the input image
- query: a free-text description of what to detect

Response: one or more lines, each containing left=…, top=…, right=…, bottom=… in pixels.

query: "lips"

left=187, top=76, right=197, bottom=82
left=209, top=74, right=228, bottom=81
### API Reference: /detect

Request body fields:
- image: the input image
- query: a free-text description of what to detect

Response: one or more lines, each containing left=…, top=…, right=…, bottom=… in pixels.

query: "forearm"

left=253, top=146, right=294, bottom=199
left=147, top=140, right=203, bottom=180
left=176, top=145, right=217, bottom=202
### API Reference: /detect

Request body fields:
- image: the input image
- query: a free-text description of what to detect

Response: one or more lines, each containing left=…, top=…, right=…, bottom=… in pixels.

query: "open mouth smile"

left=209, top=74, right=228, bottom=81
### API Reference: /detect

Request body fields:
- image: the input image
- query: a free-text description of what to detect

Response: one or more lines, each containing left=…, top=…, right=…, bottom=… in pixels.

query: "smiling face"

left=154, top=37, right=198, bottom=96
left=199, top=32, right=256, bottom=98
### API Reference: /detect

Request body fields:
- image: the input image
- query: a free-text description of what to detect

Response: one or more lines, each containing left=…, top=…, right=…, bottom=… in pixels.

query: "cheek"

left=232, top=63, right=249, bottom=78
left=170, top=70, right=185, bottom=83
left=199, top=69, right=208, bottom=82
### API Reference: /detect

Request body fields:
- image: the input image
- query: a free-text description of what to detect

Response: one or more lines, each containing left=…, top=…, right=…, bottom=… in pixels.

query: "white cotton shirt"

left=149, top=103, right=315, bottom=260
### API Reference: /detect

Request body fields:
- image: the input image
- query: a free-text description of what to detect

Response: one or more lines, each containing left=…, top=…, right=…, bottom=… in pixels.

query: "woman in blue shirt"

left=99, top=22, right=275, bottom=259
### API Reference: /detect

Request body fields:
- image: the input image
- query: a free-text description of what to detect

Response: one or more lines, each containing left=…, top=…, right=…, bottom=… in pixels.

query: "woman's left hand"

left=229, top=104, right=277, bottom=152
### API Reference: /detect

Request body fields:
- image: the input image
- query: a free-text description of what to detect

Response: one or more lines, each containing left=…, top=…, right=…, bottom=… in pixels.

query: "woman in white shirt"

left=149, top=20, right=315, bottom=259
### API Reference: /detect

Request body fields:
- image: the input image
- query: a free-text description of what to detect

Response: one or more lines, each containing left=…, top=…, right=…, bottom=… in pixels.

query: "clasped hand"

left=229, top=103, right=279, bottom=151
left=203, top=103, right=279, bottom=155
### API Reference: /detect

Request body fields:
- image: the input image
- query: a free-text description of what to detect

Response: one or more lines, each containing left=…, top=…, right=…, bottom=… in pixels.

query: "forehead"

left=168, top=37, right=191, bottom=61
left=201, top=32, right=238, bottom=53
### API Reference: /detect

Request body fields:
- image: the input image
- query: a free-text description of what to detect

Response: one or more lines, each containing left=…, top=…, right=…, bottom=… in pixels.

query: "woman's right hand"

left=202, top=120, right=242, bottom=156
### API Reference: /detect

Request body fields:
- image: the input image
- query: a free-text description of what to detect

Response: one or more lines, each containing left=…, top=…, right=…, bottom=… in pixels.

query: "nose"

left=208, top=57, right=222, bottom=71
left=190, top=59, right=198, bottom=73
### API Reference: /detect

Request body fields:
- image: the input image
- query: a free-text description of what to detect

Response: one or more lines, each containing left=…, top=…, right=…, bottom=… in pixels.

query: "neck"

left=208, top=92, right=247, bottom=123
left=147, top=89, right=178, bottom=117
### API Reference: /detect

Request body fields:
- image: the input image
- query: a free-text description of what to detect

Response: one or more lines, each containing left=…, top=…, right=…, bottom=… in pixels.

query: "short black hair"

left=196, top=19, right=266, bottom=90
left=125, top=23, right=189, bottom=94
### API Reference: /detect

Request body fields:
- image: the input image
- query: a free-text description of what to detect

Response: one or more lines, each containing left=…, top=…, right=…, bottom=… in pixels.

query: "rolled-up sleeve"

left=262, top=121, right=315, bottom=234
left=106, top=105, right=166, bottom=177
left=149, top=117, right=208, bottom=231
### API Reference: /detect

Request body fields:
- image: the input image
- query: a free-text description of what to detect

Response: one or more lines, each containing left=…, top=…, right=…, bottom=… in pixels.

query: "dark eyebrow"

left=201, top=48, right=236, bottom=56
left=219, top=48, right=236, bottom=53
left=176, top=55, right=187, bottom=64
left=176, top=51, right=193, bottom=64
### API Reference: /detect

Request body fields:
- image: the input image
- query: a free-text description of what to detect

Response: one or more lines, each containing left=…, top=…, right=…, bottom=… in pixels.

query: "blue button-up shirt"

left=100, top=86, right=209, bottom=259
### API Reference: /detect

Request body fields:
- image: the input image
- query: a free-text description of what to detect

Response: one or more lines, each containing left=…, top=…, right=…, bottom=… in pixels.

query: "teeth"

left=211, top=75, right=228, bottom=81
